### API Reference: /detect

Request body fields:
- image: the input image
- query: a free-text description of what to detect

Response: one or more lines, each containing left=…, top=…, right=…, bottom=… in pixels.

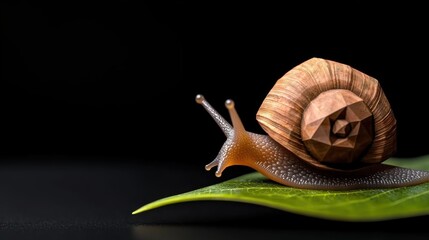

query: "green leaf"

left=385, top=155, right=429, bottom=170
left=133, top=155, right=429, bottom=221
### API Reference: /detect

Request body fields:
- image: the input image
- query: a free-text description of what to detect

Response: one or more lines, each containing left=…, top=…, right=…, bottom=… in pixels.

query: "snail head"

left=195, top=94, right=259, bottom=177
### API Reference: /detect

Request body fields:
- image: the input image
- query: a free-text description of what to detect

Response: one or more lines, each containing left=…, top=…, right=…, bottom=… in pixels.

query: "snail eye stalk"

left=195, top=94, right=232, bottom=137
left=224, top=99, right=248, bottom=139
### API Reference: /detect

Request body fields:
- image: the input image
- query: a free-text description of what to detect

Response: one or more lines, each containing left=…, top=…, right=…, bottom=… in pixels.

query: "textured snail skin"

left=196, top=94, right=429, bottom=190
left=247, top=133, right=429, bottom=190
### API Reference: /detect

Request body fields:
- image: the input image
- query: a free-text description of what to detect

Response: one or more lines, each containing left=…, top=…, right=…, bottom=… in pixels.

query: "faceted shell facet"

left=301, top=89, right=374, bottom=164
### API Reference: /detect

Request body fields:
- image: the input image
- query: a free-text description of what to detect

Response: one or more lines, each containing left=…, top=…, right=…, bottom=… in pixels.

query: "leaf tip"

left=132, top=206, right=148, bottom=215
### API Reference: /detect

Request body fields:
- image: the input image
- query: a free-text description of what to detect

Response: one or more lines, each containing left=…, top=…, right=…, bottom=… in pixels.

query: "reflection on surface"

left=131, top=200, right=429, bottom=240
left=132, top=225, right=427, bottom=240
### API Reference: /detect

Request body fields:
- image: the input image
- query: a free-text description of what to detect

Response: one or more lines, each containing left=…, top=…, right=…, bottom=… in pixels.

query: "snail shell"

left=256, top=57, right=396, bottom=171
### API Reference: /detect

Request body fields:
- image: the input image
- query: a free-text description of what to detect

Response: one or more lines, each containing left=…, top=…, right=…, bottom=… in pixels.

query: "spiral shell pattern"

left=256, top=58, right=396, bottom=170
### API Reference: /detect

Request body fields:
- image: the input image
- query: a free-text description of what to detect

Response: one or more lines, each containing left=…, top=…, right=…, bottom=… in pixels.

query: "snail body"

left=196, top=58, right=429, bottom=190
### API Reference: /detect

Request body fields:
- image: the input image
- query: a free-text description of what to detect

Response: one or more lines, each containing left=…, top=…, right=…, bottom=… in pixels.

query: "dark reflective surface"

left=132, top=225, right=429, bottom=240
left=1, top=158, right=428, bottom=239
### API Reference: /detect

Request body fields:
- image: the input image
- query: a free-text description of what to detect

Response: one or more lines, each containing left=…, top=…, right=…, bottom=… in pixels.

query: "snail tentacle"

left=195, top=94, right=232, bottom=137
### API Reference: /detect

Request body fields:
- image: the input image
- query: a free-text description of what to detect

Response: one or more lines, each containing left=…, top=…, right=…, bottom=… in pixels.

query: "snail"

left=195, top=57, right=429, bottom=190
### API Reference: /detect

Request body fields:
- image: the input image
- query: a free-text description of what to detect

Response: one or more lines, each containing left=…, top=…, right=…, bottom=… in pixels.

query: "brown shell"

left=256, top=57, right=396, bottom=170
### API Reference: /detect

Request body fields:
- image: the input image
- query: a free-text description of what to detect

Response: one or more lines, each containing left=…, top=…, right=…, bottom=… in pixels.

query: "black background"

left=2, top=1, right=429, bottom=239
